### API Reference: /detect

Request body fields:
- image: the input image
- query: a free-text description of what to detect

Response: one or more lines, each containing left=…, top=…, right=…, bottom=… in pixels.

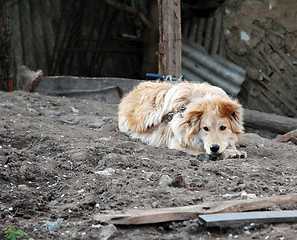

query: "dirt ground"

left=0, top=90, right=296, bottom=240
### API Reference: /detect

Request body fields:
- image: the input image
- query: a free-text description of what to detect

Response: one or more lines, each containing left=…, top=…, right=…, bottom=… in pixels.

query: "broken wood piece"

left=199, top=210, right=297, bottom=227
left=274, top=129, right=297, bottom=144
left=93, top=193, right=297, bottom=225
left=17, top=65, right=43, bottom=92
left=243, top=109, right=297, bottom=134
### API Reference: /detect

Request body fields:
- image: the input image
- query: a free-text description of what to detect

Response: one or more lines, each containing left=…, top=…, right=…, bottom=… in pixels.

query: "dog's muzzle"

left=209, top=144, right=221, bottom=157
left=210, top=144, right=220, bottom=153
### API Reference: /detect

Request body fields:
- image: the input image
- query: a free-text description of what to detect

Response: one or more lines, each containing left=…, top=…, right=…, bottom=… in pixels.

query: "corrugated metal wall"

left=182, top=39, right=246, bottom=96
left=181, top=7, right=246, bottom=96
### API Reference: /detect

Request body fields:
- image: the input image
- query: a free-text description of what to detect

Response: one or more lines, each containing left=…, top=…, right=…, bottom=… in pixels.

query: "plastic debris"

left=43, top=218, right=63, bottom=231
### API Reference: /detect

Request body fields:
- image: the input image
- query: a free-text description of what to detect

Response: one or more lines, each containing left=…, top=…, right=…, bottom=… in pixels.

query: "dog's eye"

left=203, top=127, right=209, bottom=131
left=180, top=107, right=186, bottom=112
left=167, top=113, right=174, bottom=121
left=220, top=126, right=226, bottom=131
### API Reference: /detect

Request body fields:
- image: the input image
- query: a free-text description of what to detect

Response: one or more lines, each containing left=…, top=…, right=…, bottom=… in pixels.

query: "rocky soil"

left=0, top=91, right=296, bottom=239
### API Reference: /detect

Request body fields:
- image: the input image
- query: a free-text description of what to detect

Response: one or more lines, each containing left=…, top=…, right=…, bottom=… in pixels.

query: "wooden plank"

left=93, top=193, right=297, bottom=225
left=50, top=86, right=122, bottom=104
left=244, top=109, right=297, bottom=134
left=199, top=210, right=297, bottom=227
left=158, top=0, right=182, bottom=78
left=36, top=76, right=145, bottom=96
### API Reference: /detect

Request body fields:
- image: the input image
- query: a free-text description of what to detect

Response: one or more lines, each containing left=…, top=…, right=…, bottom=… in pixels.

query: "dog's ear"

left=217, top=99, right=244, bottom=134
left=181, top=100, right=207, bottom=126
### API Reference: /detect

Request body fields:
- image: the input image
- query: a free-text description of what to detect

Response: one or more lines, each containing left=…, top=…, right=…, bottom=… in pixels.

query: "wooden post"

left=0, top=0, right=13, bottom=91
left=158, top=0, right=182, bottom=78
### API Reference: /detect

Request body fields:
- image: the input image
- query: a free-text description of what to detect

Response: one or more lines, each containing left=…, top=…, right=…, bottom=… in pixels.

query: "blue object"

left=43, top=218, right=63, bottom=231
left=146, top=73, right=183, bottom=81
left=146, top=73, right=164, bottom=79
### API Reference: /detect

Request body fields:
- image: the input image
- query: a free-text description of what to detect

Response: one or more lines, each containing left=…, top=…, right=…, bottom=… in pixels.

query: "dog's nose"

left=210, top=144, right=220, bottom=153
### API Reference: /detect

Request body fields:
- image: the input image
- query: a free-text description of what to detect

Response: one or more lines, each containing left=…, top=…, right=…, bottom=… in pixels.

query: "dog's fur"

left=118, top=82, right=246, bottom=159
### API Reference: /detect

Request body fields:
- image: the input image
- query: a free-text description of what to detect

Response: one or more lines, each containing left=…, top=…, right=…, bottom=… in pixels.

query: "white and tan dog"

left=118, top=81, right=246, bottom=159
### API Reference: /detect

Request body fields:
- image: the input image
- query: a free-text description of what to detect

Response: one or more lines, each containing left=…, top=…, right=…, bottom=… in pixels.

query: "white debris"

left=95, top=168, right=116, bottom=176
left=70, top=107, right=79, bottom=115
left=240, top=31, right=250, bottom=41
left=222, top=191, right=257, bottom=200
left=78, top=189, right=84, bottom=193
left=92, top=224, right=101, bottom=229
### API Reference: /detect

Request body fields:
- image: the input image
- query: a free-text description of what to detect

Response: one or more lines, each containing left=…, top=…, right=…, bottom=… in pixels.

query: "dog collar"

left=163, top=107, right=187, bottom=122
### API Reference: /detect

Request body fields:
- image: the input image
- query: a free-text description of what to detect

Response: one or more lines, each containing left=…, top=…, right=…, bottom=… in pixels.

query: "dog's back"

left=118, top=82, right=173, bottom=133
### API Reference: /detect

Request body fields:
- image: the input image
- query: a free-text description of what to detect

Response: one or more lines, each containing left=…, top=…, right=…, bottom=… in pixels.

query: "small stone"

left=190, top=159, right=200, bottom=166
left=88, top=118, right=105, bottom=128
left=18, top=184, right=30, bottom=191
left=152, top=202, right=158, bottom=208
left=158, top=175, right=173, bottom=186
left=171, top=175, right=186, bottom=188
left=99, top=124, right=117, bottom=132
left=99, top=224, right=119, bottom=240
left=142, top=170, right=157, bottom=180
left=197, top=153, right=210, bottom=161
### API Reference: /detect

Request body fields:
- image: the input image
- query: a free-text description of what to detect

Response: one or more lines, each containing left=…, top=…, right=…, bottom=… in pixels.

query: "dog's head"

left=174, top=97, right=244, bottom=156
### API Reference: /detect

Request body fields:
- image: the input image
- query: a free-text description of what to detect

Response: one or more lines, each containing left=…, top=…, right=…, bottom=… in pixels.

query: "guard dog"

left=118, top=81, right=246, bottom=159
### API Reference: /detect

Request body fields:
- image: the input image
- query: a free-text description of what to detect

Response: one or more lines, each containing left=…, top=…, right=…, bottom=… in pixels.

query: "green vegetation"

left=5, top=226, right=28, bottom=240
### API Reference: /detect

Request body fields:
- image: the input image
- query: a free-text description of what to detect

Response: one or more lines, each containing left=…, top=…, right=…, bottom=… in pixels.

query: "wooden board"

left=36, top=76, right=144, bottom=95
left=93, top=193, right=297, bottom=225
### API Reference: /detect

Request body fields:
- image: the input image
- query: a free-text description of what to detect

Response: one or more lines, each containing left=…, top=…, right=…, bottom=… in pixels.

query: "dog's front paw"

left=221, top=149, right=247, bottom=159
